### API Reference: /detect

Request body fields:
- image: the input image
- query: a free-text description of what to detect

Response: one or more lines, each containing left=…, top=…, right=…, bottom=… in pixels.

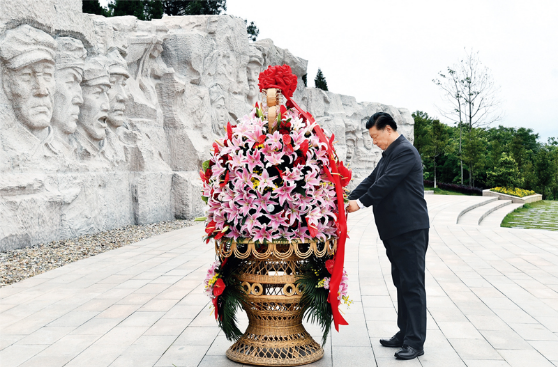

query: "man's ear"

left=2, top=69, right=13, bottom=100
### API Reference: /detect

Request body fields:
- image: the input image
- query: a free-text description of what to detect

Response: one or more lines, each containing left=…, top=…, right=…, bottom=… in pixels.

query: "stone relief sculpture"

left=0, top=2, right=414, bottom=251
left=52, top=37, right=86, bottom=158
left=0, top=25, right=57, bottom=159
left=74, top=55, right=111, bottom=161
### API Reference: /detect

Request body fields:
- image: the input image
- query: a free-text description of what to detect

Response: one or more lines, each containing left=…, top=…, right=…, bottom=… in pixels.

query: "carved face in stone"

left=107, top=73, right=128, bottom=128
left=247, top=61, right=261, bottom=99
left=362, top=130, right=373, bottom=150
left=2, top=61, right=55, bottom=130
left=213, top=96, right=227, bottom=127
left=52, top=67, right=83, bottom=134
left=79, top=83, right=110, bottom=141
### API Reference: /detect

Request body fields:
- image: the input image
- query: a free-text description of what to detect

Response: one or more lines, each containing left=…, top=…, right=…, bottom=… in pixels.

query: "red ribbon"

left=286, top=96, right=349, bottom=331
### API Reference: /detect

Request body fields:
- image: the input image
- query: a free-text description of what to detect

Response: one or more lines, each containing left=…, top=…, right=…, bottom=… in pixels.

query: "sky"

left=100, top=0, right=558, bottom=142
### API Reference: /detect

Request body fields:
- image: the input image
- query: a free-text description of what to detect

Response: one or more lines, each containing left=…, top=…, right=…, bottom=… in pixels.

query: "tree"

left=433, top=65, right=465, bottom=184
left=109, top=0, right=163, bottom=20
left=314, top=69, right=328, bottom=91
left=412, top=111, right=432, bottom=158
left=462, top=128, right=486, bottom=187
left=534, top=148, right=555, bottom=199
left=82, top=0, right=109, bottom=16
left=422, top=120, right=451, bottom=188
left=486, top=153, right=521, bottom=188
left=434, top=49, right=501, bottom=186
left=161, top=0, right=226, bottom=15
left=245, top=20, right=259, bottom=42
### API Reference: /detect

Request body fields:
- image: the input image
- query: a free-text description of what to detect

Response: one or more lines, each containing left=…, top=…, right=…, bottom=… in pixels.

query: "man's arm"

left=358, top=148, right=416, bottom=207
left=348, top=165, right=379, bottom=201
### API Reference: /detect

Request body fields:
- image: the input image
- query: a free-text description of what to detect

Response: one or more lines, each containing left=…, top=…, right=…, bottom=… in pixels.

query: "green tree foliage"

left=486, top=153, right=521, bottom=188
left=82, top=0, right=109, bottom=16
left=109, top=0, right=163, bottom=20
left=314, top=68, right=328, bottom=91
left=106, top=0, right=225, bottom=19
left=422, top=120, right=451, bottom=188
left=412, top=110, right=558, bottom=199
left=162, top=0, right=226, bottom=15
left=245, top=20, right=259, bottom=42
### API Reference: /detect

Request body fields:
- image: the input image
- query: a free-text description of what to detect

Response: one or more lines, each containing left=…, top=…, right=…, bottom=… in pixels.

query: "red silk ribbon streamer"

left=286, top=96, right=349, bottom=331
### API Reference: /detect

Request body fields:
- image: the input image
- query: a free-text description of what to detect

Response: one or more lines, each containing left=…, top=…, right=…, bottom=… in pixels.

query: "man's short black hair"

left=366, top=112, right=397, bottom=131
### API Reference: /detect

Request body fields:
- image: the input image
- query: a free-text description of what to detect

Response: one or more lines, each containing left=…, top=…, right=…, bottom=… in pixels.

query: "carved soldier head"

left=106, top=49, right=130, bottom=129
left=77, top=56, right=110, bottom=142
left=247, top=46, right=263, bottom=105
left=0, top=25, right=56, bottom=132
left=209, top=84, right=227, bottom=136
left=53, top=37, right=86, bottom=135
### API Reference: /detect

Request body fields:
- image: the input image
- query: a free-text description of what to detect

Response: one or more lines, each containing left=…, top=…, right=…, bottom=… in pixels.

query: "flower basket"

left=201, top=65, right=352, bottom=366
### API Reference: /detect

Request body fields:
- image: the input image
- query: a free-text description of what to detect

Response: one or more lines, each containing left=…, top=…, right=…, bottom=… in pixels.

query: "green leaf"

left=202, top=160, right=211, bottom=171
left=194, top=216, right=207, bottom=221
left=201, top=195, right=208, bottom=204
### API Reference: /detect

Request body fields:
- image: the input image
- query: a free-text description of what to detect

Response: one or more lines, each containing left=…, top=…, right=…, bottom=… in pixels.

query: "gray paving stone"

left=331, top=346, right=376, bottom=367
left=447, top=338, right=502, bottom=360
left=463, top=359, right=510, bottom=367
left=479, top=330, right=532, bottom=350
left=155, top=344, right=207, bottom=367
left=0, top=344, right=49, bottom=366
left=497, top=349, right=554, bottom=367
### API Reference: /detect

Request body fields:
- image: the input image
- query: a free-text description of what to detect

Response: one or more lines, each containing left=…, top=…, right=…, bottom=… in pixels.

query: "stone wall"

left=0, top=0, right=414, bottom=251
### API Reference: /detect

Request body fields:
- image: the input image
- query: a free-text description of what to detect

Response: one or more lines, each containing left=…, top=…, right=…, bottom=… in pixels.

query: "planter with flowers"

left=200, top=65, right=352, bottom=366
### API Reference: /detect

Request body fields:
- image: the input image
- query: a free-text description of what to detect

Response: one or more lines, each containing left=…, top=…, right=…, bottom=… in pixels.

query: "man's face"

left=52, top=68, right=83, bottom=134
left=247, top=62, right=260, bottom=97
left=78, top=83, right=110, bottom=141
left=107, top=73, right=128, bottom=128
left=4, top=61, right=55, bottom=130
left=369, top=125, right=393, bottom=151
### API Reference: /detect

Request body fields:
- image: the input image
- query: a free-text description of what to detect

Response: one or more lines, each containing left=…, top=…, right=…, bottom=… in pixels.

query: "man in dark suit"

left=347, top=112, right=429, bottom=360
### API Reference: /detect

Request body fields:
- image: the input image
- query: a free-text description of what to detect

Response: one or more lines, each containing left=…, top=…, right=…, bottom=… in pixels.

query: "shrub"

left=424, top=180, right=483, bottom=195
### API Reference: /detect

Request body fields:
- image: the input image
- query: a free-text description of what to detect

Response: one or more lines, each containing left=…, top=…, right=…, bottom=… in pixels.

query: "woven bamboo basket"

left=215, top=238, right=337, bottom=366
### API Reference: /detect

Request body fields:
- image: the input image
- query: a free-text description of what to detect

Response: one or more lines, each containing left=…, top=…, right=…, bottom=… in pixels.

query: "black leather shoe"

left=395, top=345, right=424, bottom=360
left=379, top=335, right=403, bottom=347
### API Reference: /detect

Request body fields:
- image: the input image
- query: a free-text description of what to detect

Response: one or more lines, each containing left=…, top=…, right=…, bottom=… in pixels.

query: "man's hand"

left=347, top=200, right=360, bottom=213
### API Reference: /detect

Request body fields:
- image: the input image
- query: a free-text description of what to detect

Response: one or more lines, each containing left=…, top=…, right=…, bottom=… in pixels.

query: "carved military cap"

left=0, top=24, right=56, bottom=70
left=82, top=56, right=110, bottom=86
left=55, top=37, right=87, bottom=72
left=106, top=49, right=130, bottom=78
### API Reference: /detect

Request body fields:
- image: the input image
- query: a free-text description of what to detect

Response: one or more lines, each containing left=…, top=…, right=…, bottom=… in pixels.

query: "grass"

left=501, top=200, right=558, bottom=231
left=424, top=186, right=468, bottom=196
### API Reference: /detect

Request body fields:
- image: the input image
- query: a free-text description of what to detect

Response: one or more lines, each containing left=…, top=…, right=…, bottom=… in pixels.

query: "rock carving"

left=0, top=1, right=414, bottom=251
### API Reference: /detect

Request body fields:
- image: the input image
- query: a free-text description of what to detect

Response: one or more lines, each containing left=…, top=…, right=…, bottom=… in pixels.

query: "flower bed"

left=491, top=187, right=536, bottom=198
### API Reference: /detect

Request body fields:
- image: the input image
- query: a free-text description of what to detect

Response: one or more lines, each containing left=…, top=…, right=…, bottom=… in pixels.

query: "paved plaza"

left=1, top=195, right=558, bottom=367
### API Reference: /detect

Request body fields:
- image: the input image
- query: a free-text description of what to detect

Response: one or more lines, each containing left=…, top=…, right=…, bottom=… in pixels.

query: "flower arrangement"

left=491, top=187, right=536, bottom=198
left=201, top=65, right=352, bottom=343
left=200, top=96, right=351, bottom=244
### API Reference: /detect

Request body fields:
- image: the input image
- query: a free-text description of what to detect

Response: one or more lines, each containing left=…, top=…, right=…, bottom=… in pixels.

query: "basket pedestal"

left=217, top=240, right=336, bottom=366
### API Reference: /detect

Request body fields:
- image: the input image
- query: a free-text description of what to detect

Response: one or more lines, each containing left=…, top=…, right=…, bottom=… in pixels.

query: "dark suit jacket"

left=349, top=135, right=429, bottom=240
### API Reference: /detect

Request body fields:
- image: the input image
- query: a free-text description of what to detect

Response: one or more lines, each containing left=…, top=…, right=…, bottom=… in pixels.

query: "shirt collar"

left=382, top=134, right=405, bottom=157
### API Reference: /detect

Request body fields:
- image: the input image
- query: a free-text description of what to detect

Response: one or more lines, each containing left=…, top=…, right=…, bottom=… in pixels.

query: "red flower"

left=212, top=297, right=219, bottom=319
left=299, top=140, right=309, bottom=157
left=337, top=161, right=352, bottom=187
left=205, top=167, right=212, bottom=179
left=199, top=170, right=206, bottom=183
left=214, top=231, right=225, bottom=240
left=280, top=105, right=287, bottom=115
left=282, top=134, right=292, bottom=145
left=212, top=142, right=220, bottom=155
left=227, top=122, right=233, bottom=140
left=258, top=65, right=298, bottom=99
left=205, top=221, right=216, bottom=235
left=325, top=260, right=335, bottom=275
left=306, top=218, right=318, bottom=238
left=219, top=171, right=230, bottom=188
left=213, top=278, right=226, bottom=297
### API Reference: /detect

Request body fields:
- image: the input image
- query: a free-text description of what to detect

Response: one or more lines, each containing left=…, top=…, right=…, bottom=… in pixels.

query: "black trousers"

left=383, top=228, right=428, bottom=350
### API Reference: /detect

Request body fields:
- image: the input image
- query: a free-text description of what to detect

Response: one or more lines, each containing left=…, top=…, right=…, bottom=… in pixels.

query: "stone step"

left=480, top=202, right=525, bottom=227
left=454, top=197, right=498, bottom=224
left=457, top=199, right=512, bottom=226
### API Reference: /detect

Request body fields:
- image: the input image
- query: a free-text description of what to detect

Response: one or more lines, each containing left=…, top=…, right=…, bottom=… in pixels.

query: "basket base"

left=226, top=325, right=323, bottom=366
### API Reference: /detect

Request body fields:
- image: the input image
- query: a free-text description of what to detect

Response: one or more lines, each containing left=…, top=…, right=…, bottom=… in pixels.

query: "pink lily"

left=255, top=169, right=277, bottom=193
